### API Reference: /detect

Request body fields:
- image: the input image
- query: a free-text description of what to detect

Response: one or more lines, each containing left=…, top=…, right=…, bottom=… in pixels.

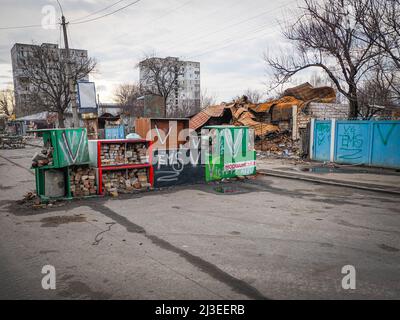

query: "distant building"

left=139, top=57, right=200, bottom=117
left=11, top=43, right=89, bottom=117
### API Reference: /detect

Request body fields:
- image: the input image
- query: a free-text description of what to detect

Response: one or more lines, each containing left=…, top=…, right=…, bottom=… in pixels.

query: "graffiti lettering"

left=377, top=123, right=397, bottom=146
left=316, top=123, right=330, bottom=146
left=339, top=125, right=364, bottom=160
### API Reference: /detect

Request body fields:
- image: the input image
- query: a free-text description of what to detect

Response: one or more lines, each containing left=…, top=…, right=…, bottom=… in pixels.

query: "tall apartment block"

left=11, top=43, right=88, bottom=117
left=139, top=57, right=200, bottom=117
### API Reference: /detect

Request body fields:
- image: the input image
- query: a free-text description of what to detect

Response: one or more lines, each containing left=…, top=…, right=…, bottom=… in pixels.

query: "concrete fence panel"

left=311, top=120, right=400, bottom=169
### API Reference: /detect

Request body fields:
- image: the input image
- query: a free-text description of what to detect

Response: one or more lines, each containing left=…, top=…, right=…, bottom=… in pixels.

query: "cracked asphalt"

left=0, top=145, right=399, bottom=299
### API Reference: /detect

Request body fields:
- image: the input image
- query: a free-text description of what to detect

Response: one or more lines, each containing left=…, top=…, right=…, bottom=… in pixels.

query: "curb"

left=258, top=169, right=400, bottom=195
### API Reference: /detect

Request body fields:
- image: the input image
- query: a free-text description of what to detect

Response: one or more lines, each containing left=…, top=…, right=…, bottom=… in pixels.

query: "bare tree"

left=0, top=88, right=15, bottom=116
left=358, top=66, right=399, bottom=119
left=265, top=0, right=381, bottom=118
left=113, top=83, right=141, bottom=106
left=201, top=88, right=217, bottom=108
left=138, top=54, right=184, bottom=117
left=357, top=0, right=400, bottom=100
left=243, top=89, right=263, bottom=104
left=358, top=0, right=400, bottom=68
left=21, top=44, right=96, bottom=127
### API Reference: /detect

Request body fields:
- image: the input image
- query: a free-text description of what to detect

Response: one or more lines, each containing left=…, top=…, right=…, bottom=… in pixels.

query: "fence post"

left=309, top=118, right=315, bottom=160
left=330, top=119, right=336, bottom=162
left=368, top=121, right=374, bottom=166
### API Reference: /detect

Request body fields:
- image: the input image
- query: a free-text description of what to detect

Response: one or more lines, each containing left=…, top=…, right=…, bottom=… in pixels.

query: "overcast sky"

left=0, top=0, right=306, bottom=103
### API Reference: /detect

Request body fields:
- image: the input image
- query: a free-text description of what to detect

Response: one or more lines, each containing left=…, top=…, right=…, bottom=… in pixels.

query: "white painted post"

left=330, top=119, right=336, bottom=162
left=310, top=118, right=315, bottom=160
left=292, top=105, right=298, bottom=141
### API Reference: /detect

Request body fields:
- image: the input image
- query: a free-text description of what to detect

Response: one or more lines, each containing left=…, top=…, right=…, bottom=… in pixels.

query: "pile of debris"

left=17, top=191, right=66, bottom=209
left=190, top=82, right=336, bottom=138
left=69, top=166, right=97, bottom=197
left=31, top=140, right=53, bottom=167
left=0, top=135, right=25, bottom=149
left=255, top=131, right=299, bottom=157
left=102, top=168, right=151, bottom=196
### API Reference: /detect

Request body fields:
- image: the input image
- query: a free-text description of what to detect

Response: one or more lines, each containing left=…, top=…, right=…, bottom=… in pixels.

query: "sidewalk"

left=256, top=157, right=400, bottom=194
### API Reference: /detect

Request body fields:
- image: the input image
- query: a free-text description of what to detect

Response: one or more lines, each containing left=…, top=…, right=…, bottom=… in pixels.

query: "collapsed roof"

left=190, top=83, right=336, bottom=136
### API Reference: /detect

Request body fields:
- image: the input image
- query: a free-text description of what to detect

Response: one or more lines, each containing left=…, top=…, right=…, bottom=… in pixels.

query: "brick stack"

left=100, top=143, right=125, bottom=166
left=69, top=167, right=97, bottom=197
left=102, top=168, right=151, bottom=196
left=100, top=143, right=149, bottom=166
left=126, top=143, right=149, bottom=164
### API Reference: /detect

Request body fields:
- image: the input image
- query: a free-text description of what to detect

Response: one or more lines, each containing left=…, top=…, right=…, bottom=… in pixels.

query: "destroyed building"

left=190, top=83, right=346, bottom=157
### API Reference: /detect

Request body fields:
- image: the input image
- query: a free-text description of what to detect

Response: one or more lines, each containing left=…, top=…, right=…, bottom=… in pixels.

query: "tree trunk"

left=163, top=97, right=168, bottom=118
left=348, top=99, right=358, bottom=119
left=348, top=84, right=359, bottom=119
left=58, top=111, right=65, bottom=128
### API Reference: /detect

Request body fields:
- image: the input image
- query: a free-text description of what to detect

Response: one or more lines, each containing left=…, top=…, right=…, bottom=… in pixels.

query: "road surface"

left=0, top=145, right=399, bottom=299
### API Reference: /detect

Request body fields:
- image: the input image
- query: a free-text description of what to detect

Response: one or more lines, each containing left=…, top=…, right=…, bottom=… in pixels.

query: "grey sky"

left=0, top=0, right=304, bottom=103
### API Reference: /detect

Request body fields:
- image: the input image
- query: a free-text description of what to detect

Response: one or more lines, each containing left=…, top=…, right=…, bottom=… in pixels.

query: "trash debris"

left=255, top=130, right=299, bottom=158
left=17, top=191, right=66, bottom=209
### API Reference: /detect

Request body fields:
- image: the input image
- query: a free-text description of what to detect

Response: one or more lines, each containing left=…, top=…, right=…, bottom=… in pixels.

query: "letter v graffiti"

left=59, top=131, right=85, bottom=164
left=377, top=124, right=396, bottom=146
left=223, top=129, right=243, bottom=157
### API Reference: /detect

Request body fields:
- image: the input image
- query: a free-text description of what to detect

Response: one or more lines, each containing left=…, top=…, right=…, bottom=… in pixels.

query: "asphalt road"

left=0, top=145, right=399, bottom=299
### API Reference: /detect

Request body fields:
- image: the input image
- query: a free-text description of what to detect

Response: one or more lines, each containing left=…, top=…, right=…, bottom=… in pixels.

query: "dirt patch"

left=40, top=214, right=87, bottom=227
left=229, top=231, right=241, bottom=235
left=378, top=244, right=399, bottom=252
left=0, top=184, right=14, bottom=190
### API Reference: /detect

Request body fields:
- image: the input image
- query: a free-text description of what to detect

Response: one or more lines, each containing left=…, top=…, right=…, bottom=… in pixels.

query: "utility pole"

left=60, top=12, right=79, bottom=127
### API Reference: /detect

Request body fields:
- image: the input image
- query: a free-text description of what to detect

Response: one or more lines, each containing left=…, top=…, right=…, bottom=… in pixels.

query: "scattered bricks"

left=32, top=140, right=54, bottom=168
left=69, top=166, right=97, bottom=198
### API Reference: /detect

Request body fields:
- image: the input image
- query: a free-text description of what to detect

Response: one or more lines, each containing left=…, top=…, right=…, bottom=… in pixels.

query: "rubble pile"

left=255, top=131, right=299, bottom=157
left=17, top=191, right=66, bottom=209
left=69, top=167, right=97, bottom=197
left=102, top=168, right=151, bottom=196
left=100, top=143, right=148, bottom=166
left=32, top=141, right=53, bottom=167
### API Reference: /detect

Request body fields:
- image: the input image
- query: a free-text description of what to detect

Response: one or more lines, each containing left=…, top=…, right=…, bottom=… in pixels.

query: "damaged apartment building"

left=139, top=57, right=201, bottom=117
left=11, top=43, right=89, bottom=118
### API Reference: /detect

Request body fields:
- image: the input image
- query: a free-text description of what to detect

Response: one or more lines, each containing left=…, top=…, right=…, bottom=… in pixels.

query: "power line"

left=70, top=0, right=142, bottom=25
left=0, top=0, right=140, bottom=30
left=122, top=0, right=252, bottom=52
left=86, top=0, right=197, bottom=51
left=0, top=23, right=50, bottom=31
left=161, top=0, right=297, bottom=53
left=70, top=0, right=127, bottom=23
